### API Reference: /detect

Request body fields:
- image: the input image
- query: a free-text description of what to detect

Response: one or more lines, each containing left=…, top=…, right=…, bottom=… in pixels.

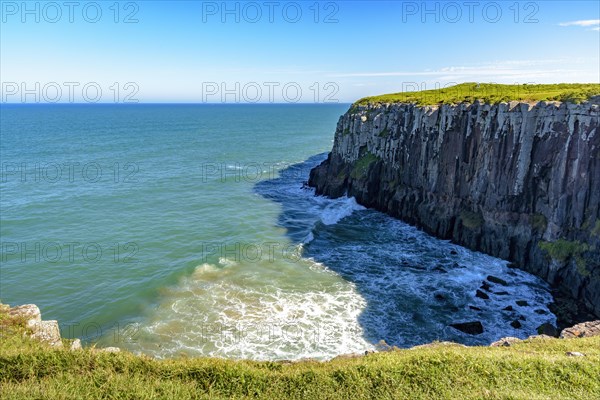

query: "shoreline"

left=3, top=302, right=599, bottom=361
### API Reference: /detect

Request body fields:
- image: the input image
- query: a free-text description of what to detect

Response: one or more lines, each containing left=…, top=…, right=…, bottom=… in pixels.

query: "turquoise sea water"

left=1, top=104, right=556, bottom=360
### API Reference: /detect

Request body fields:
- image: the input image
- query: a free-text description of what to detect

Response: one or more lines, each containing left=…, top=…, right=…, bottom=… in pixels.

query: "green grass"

left=1, top=308, right=600, bottom=399
left=354, top=83, right=600, bottom=106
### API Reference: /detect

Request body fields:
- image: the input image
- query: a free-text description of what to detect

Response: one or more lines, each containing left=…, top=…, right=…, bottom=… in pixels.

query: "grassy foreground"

left=1, top=312, right=599, bottom=399
left=354, top=83, right=600, bottom=106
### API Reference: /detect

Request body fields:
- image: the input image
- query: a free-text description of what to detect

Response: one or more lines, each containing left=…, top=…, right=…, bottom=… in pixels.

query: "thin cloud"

left=330, top=67, right=576, bottom=79
left=559, top=19, right=600, bottom=28
left=328, top=59, right=599, bottom=84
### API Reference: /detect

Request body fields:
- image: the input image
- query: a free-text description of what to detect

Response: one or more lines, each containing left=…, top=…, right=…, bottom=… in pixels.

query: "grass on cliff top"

left=354, top=83, right=600, bottom=106
left=2, top=308, right=600, bottom=399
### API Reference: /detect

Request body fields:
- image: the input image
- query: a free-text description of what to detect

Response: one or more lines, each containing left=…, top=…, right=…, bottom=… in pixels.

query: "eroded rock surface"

left=7, top=303, right=63, bottom=347
left=560, top=320, right=600, bottom=338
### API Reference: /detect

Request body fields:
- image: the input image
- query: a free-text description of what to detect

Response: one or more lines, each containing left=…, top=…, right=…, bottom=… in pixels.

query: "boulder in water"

left=476, top=290, right=489, bottom=300
left=487, top=275, right=508, bottom=286
left=450, top=321, right=484, bottom=335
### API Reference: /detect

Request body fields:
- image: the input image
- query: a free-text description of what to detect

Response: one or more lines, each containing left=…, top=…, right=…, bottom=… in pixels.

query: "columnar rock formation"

left=309, top=99, right=600, bottom=317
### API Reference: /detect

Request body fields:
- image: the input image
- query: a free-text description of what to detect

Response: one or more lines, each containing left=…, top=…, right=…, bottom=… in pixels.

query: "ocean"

left=0, top=104, right=556, bottom=360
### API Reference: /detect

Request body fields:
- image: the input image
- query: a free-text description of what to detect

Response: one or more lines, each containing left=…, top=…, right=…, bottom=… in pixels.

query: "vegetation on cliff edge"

left=354, top=83, right=600, bottom=106
left=539, top=240, right=591, bottom=276
left=2, top=305, right=600, bottom=399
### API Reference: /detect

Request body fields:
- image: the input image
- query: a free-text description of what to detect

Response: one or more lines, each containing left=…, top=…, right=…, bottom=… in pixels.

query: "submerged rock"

left=476, top=290, right=490, bottom=300
left=487, top=276, right=509, bottom=286
left=450, top=321, right=484, bottom=335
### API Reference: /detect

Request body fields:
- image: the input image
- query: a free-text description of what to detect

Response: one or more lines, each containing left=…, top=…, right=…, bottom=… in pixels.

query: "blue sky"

left=1, top=0, right=599, bottom=103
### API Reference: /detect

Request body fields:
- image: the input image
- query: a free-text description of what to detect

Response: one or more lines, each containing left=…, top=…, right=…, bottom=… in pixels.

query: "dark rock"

left=516, top=300, right=529, bottom=307
left=534, top=309, right=548, bottom=315
left=450, top=321, right=484, bottom=335
left=469, top=306, right=482, bottom=311
left=510, top=320, right=522, bottom=329
left=537, top=323, right=559, bottom=337
left=503, top=306, right=514, bottom=311
left=548, top=291, right=599, bottom=331
left=476, top=290, right=490, bottom=300
left=518, top=315, right=526, bottom=321
left=481, top=281, right=492, bottom=292
left=450, top=250, right=458, bottom=255
left=495, top=291, right=509, bottom=296
left=487, top=275, right=508, bottom=286
left=433, top=265, right=448, bottom=273
left=434, top=293, right=446, bottom=301
left=506, top=262, right=518, bottom=269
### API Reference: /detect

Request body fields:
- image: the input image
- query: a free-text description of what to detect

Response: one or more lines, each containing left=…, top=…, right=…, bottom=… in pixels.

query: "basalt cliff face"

left=309, top=99, right=600, bottom=317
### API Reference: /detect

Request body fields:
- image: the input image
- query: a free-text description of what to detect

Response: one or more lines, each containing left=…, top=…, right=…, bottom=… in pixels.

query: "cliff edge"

left=309, top=87, right=600, bottom=318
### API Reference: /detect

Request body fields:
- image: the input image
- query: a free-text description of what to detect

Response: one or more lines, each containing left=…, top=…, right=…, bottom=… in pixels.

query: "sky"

left=1, top=0, right=599, bottom=103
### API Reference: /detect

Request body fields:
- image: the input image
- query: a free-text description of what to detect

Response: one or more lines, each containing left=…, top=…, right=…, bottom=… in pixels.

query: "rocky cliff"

left=309, top=99, right=600, bottom=317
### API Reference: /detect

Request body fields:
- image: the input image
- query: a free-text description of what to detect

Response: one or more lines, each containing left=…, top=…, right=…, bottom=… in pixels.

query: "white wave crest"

left=319, top=197, right=365, bottom=225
